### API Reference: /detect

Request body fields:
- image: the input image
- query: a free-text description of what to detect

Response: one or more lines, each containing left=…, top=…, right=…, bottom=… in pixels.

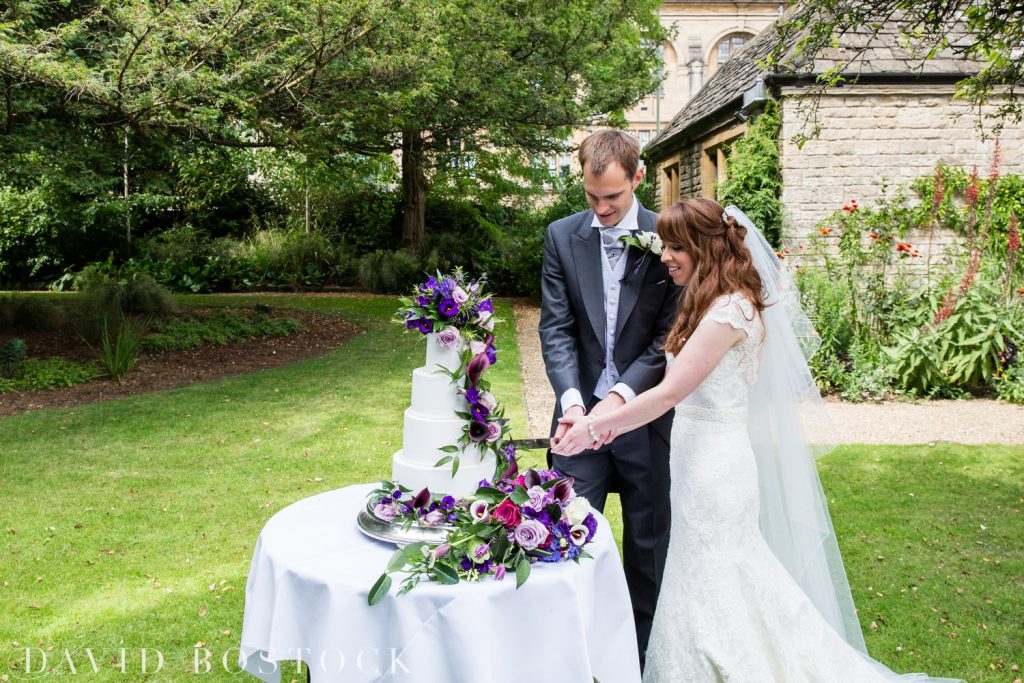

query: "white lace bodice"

left=670, top=293, right=762, bottom=423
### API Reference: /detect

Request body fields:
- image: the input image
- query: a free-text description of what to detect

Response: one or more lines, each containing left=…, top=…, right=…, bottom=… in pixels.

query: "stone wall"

left=779, top=85, right=1024, bottom=257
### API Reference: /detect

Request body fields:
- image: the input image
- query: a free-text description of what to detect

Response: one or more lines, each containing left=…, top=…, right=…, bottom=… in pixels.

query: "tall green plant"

left=89, top=315, right=145, bottom=383
left=717, top=100, right=783, bottom=247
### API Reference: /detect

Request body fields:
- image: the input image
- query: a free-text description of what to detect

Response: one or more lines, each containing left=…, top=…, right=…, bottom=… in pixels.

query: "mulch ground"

left=0, top=307, right=359, bottom=416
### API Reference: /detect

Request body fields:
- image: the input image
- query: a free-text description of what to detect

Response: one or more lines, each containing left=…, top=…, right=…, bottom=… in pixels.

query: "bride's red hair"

left=657, top=198, right=765, bottom=354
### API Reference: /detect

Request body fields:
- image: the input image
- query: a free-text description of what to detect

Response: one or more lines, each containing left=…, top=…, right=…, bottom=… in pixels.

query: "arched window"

left=708, top=32, right=754, bottom=74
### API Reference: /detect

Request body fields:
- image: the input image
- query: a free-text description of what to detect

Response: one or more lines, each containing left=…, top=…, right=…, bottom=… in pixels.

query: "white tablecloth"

left=239, top=484, right=640, bottom=683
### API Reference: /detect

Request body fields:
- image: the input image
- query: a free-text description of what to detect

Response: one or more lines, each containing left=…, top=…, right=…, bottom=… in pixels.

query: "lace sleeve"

left=701, top=294, right=759, bottom=338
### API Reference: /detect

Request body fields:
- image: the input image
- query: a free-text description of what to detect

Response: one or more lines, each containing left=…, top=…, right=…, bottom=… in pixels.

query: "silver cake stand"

left=356, top=499, right=453, bottom=546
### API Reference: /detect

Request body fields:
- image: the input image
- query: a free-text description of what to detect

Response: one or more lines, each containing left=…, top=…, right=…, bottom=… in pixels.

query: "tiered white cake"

left=391, top=334, right=496, bottom=498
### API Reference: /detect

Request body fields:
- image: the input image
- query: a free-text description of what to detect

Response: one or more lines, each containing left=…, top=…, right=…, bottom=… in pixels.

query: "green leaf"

left=438, top=445, right=459, bottom=453
left=515, top=556, right=531, bottom=589
left=387, top=548, right=407, bottom=572
left=432, top=562, right=460, bottom=585
left=368, top=573, right=392, bottom=605
left=510, top=485, right=529, bottom=506
left=434, top=455, right=454, bottom=467
left=473, top=486, right=505, bottom=502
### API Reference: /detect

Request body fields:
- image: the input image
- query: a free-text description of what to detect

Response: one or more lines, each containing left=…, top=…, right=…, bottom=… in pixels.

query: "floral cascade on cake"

left=367, top=468, right=598, bottom=604
left=391, top=269, right=516, bottom=497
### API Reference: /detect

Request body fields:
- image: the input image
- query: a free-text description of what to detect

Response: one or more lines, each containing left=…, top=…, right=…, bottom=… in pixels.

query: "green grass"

left=0, top=293, right=1019, bottom=682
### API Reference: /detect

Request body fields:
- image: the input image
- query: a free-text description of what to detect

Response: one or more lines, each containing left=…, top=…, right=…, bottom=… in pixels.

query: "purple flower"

left=513, top=519, right=550, bottom=551
left=494, top=564, right=507, bottom=581
left=469, top=420, right=490, bottom=442
left=412, top=487, right=430, bottom=509
left=416, top=318, right=434, bottom=335
left=419, top=277, right=438, bottom=293
left=525, top=485, right=554, bottom=512
left=436, top=326, right=460, bottom=348
left=479, top=298, right=494, bottom=314
left=431, top=544, right=450, bottom=559
left=440, top=495, right=456, bottom=510
left=439, top=277, right=456, bottom=298
left=470, top=403, right=490, bottom=422
left=391, top=489, right=403, bottom=500
left=583, top=513, right=598, bottom=542
left=439, top=298, right=459, bottom=317
left=415, top=295, right=430, bottom=307
left=460, top=557, right=473, bottom=571
left=465, top=387, right=481, bottom=405
left=503, top=444, right=517, bottom=462
left=467, top=352, right=490, bottom=387
left=500, top=458, right=518, bottom=482
left=485, top=421, right=502, bottom=442
left=553, top=477, right=575, bottom=504
left=423, top=509, right=446, bottom=527
left=373, top=502, right=397, bottom=521
left=477, top=479, right=493, bottom=489
left=485, top=345, right=497, bottom=365
left=469, top=539, right=491, bottom=562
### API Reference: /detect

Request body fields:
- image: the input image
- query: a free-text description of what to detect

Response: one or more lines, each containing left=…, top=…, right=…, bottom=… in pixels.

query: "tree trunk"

left=401, top=129, right=427, bottom=254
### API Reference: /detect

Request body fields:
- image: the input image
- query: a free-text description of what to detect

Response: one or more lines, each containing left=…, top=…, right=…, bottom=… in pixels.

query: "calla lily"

left=553, top=477, right=575, bottom=503
left=468, top=420, right=490, bottom=442
left=466, top=352, right=490, bottom=387
left=523, top=469, right=541, bottom=490
left=431, top=544, right=451, bottom=559
left=469, top=499, right=491, bottom=522
left=412, top=487, right=430, bottom=509
left=501, top=458, right=519, bottom=481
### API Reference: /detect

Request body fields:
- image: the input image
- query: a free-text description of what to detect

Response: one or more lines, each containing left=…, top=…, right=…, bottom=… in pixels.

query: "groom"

left=539, top=130, right=678, bottom=666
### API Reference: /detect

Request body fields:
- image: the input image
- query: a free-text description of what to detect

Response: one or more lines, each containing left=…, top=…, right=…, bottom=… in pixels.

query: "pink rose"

left=492, top=499, right=522, bottom=528
left=485, top=421, right=501, bottom=442
left=436, top=326, right=460, bottom=349
left=452, top=286, right=469, bottom=304
left=513, top=519, right=550, bottom=551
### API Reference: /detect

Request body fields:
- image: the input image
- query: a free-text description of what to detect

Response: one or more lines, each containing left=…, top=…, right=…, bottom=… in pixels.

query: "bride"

left=551, top=198, right=962, bottom=683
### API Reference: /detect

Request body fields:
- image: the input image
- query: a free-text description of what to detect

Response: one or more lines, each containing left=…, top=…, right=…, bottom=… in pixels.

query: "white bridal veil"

left=725, top=205, right=963, bottom=683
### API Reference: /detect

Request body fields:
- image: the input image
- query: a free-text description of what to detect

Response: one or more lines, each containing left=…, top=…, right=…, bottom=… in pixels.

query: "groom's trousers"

left=549, top=406, right=672, bottom=669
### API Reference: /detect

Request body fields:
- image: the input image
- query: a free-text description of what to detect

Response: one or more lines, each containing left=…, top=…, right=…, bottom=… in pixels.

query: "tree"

left=314, top=0, right=667, bottom=252
left=2, top=1, right=667, bottom=254
left=768, top=1, right=1024, bottom=135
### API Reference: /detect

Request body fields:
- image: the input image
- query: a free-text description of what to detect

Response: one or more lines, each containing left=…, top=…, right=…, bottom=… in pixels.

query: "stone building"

left=547, top=1, right=785, bottom=178
left=643, top=17, right=1024, bottom=245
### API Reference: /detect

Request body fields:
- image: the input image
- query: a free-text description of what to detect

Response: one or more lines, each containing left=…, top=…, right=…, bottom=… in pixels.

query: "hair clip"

left=721, top=211, right=730, bottom=223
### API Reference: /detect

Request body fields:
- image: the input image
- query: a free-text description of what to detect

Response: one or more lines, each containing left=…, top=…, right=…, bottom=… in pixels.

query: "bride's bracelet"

left=587, top=416, right=599, bottom=443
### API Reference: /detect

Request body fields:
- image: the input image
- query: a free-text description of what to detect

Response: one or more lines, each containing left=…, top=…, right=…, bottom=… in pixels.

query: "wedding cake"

left=390, top=334, right=497, bottom=498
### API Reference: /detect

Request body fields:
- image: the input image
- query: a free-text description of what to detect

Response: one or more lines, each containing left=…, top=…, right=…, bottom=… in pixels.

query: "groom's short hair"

left=579, top=130, right=641, bottom=179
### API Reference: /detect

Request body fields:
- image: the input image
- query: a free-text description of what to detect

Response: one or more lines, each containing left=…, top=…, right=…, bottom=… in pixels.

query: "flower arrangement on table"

left=396, top=268, right=514, bottom=480
left=367, top=468, right=597, bottom=604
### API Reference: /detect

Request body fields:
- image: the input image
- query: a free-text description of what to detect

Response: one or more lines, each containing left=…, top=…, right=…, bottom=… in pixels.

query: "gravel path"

left=512, top=302, right=1024, bottom=445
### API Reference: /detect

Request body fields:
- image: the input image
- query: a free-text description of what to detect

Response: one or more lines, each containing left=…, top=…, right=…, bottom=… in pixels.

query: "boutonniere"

left=620, top=231, right=663, bottom=255
left=619, top=231, right=662, bottom=283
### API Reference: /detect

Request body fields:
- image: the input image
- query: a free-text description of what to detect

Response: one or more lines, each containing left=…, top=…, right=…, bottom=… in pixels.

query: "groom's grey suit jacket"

left=539, top=204, right=679, bottom=433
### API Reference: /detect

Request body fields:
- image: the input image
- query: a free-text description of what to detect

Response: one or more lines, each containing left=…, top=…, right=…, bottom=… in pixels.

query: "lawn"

left=0, top=294, right=1019, bottom=682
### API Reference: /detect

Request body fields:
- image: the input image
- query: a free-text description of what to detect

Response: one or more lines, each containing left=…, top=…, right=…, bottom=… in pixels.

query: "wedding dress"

left=643, top=293, right=959, bottom=683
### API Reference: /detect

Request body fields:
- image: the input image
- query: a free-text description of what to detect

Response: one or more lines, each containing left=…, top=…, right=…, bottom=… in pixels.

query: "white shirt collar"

left=591, top=193, right=640, bottom=231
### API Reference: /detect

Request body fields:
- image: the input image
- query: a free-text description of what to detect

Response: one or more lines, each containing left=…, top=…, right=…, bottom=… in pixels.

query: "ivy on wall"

left=716, top=99, right=783, bottom=247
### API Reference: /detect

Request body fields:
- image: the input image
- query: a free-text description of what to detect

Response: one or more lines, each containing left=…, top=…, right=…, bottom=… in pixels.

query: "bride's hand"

left=551, top=415, right=594, bottom=456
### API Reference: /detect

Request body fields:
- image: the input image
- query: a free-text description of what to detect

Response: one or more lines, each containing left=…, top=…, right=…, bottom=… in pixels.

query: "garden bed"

left=0, top=307, right=358, bottom=415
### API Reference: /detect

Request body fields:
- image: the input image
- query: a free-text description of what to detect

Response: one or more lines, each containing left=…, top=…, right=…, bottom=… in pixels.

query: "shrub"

left=716, top=100, right=783, bottom=247
left=0, top=357, right=99, bottom=393
left=0, top=338, right=27, bottom=378
left=357, top=250, right=421, bottom=294
left=141, top=311, right=302, bottom=352
left=0, top=294, right=68, bottom=330
left=76, top=259, right=180, bottom=319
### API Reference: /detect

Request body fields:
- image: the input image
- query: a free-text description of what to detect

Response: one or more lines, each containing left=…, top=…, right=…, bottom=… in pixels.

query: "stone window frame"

left=659, top=153, right=682, bottom=207
left=699, top=124, right=747, bottom=198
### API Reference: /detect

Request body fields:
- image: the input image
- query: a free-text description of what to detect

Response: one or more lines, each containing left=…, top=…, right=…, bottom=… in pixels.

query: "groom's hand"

left=551, top=404, right=585, bottom=449
left=589, top=393, right=625, bottom=448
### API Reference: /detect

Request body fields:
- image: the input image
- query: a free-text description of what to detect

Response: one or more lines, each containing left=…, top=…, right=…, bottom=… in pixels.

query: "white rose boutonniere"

left=620, top=231, right=663, bottom=255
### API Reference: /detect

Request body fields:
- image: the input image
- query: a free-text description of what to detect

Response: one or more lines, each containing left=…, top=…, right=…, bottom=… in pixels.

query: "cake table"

left=238, top=484, right=641, bottom=683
